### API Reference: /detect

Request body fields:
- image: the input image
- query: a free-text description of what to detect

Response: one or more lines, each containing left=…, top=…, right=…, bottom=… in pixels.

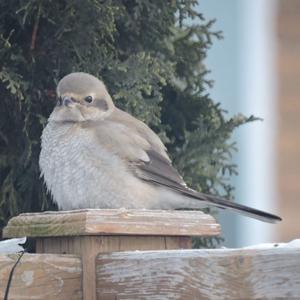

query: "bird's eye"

left=84, top=96, right=93, bottom=103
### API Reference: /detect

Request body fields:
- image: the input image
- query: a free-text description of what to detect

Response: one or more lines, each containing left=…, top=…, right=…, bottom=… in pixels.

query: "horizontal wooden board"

left=3, top=209, right=220, bottom=238
left=96, top=244, right=300, bottom=299
left=0, top=253, right=82, bottom=299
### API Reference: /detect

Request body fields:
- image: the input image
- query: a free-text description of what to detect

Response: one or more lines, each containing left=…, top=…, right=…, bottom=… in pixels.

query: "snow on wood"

left=96, top=240, right=300, bottom=300
left=0, top=237, right=26, bottom=254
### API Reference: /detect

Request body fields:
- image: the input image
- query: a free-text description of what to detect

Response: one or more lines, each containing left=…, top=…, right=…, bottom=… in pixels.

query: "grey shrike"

left=39, top=72, right=281, bottom=223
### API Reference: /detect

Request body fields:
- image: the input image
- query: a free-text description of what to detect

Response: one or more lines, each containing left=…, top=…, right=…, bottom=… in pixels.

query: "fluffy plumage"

left=39, top=72, right=281, bottom=223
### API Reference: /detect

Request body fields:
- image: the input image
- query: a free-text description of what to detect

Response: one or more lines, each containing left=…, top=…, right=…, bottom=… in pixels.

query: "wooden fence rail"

left=0, top=253, right=82, bottom=299
left=96, top=245, right=300, bottom=299
left=0, top=244, right=299, bottom=300
left=3, top=209, right=220, bottom=300
left=1, top=210, right=299, bottom=300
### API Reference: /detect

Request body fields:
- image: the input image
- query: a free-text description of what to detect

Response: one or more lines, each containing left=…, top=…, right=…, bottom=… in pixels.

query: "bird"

left=39, top=72, right=281, bottom=223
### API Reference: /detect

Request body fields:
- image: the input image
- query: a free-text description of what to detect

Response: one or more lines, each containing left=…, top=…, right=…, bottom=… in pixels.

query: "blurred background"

left=0, top=0, right=299, bottom=248
left=199, top=0, right=300, bottom=247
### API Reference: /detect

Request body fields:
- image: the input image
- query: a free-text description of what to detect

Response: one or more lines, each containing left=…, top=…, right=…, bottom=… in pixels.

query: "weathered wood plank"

left=4, top=209, right=214, bottom=300
left=96, top=244, right=300, bottom=300
left=3, top=209, right=220, bottom=238
left=0, top=253, right=82, bottom=299
left=35, top=235, right=192, bottom=300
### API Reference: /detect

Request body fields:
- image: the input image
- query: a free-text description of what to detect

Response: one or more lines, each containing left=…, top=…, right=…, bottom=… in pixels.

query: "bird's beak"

left=62, top=96, right=74, bottom=107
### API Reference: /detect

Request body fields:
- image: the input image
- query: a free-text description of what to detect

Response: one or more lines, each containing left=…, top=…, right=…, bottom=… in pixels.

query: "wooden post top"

left=3, top=209, right=220, bottom=238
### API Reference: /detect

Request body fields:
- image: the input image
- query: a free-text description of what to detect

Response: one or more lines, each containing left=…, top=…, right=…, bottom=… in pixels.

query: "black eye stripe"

left=96, top=99, right=109, bottom=111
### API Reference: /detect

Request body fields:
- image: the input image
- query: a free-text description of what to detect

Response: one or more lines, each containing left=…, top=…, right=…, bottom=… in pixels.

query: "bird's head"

left=50, top=72, right=114, bottom=122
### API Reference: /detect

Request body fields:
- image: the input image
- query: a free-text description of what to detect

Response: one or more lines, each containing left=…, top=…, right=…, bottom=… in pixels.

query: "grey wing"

left=133, top=149, right=282, bottom=223
left=97, top=108, right=281, bottom=223
left=133, top=149, right=188, bottom=190
left=100, top=108, right=188, bottom=190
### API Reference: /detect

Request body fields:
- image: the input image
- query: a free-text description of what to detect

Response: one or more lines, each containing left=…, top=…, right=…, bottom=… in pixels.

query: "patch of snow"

left=0, top=237, right=26, bottom=254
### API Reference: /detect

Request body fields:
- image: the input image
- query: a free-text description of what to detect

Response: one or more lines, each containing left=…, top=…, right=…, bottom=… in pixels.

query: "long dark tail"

left=179, top=188, right=282, bottom=223
left=141, top=170, right=281, bottom=223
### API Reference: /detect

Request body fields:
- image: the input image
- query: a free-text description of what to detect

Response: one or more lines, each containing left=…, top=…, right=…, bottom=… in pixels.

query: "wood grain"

left=3, top=209, right=220, bottom=238
left=277, top=0, right=300, bottom=242
left=0, top=253, right=82, bottom=300
left=96, top=246, right=300, bottom=300
left=35, top=235, right=192, bottom=300
left=4, top=209, right=215, bottom=300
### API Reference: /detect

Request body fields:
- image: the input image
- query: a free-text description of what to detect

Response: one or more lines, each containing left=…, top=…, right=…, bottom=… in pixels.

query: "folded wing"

left=97, top=108, right=281, bottom=223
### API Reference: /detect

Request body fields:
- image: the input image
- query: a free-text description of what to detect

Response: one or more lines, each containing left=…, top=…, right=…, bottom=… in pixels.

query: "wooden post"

left=3, top=209, right=220, bottom=300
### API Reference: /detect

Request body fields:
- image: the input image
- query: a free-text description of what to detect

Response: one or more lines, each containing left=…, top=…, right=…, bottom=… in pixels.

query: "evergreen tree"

left=0, top=0, right=255, bottom=243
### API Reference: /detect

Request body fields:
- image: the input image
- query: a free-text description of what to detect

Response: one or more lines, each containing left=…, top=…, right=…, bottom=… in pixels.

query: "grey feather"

left=99, top=110, right=281, bottom=223
left=40, top=72, right=282, bottom=224
left=134, top=149, right=187, bottom=189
